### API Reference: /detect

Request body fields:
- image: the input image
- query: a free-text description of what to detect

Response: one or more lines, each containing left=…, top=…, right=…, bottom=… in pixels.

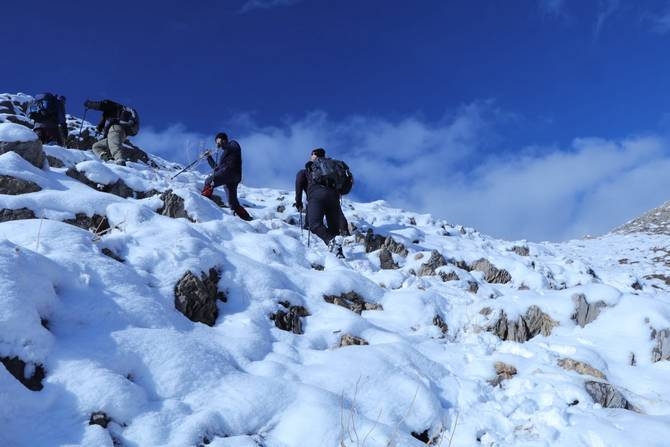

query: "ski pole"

left=170, top=151, right=210, bottom=180
left=77, top=108, right=88, bottom=149
left=299, top=210, right=303, bottom=237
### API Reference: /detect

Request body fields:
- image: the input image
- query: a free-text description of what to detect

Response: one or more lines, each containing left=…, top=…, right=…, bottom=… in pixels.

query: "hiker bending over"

left=201, top=132, right=253, bottom=221
left=84, top=99, right=140, bottom=165
left=29, top=93, right=68, bottom=146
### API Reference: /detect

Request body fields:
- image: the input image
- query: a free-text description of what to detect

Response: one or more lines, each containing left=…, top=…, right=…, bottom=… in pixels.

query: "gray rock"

left=65, top=167, right=159, bottom=199
left=433, top=315, right=448, bottom=335
left=46, top=155, right=65, bottom=168
left=63, top=213, right=110, bottom=234
left=0, top=175, right=41, bottom=195
left=0, top=140, right=45, bottom=169
left=323, top=291, right=383, bottom=314
left=438, top=270, right=459, bottom=282
left=158, top=189, right=192, bottom=221
left=571, top=293, right=607, bottom=328
left=510, top=245, right=530, bottom=256
left=470, top=258, right=512, bottom=284
left=0, top=207, right=36, bottom=222
left=379, top=247, right=398, bottom=270
left=356, top=228, right=408, bottom=256
left=488, top=305, right=558, bottom=342
left=585, top=381, right=637, bottom=411
left=174, top=268, right=226, bottom=326
left=651, top=328, right=670, bottom=362
left=417, top=250, right=448, bottom=276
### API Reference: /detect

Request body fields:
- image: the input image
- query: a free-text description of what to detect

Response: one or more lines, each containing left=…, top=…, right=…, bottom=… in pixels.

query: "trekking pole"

left=299, top=210, right=303, bottom=237
left=170, top=151, right=210, bottom=180
left=77, top=108, right=88, bottom=149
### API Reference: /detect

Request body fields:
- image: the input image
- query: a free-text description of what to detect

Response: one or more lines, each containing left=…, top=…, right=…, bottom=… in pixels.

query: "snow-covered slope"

left=1, top=122, right=670, bottom=447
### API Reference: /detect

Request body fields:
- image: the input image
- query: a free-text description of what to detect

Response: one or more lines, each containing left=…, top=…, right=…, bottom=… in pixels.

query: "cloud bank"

left=137, top=105, right=670, bottom=243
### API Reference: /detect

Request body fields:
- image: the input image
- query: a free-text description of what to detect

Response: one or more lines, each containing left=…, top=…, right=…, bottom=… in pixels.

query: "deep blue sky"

left=4, top=0, right=670, bottom=241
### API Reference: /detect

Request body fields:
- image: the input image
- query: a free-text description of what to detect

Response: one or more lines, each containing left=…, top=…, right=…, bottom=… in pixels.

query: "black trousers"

left=307, top=186, right=341, bottom=244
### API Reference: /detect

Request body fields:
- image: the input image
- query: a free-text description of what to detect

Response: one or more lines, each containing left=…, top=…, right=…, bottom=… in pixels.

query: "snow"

left=1, top=132, right=670, bottom=446
left=0, top=122, right=38, bottom=143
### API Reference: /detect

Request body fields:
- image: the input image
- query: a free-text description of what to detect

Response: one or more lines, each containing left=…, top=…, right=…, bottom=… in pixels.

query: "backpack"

left=118, top=105, right=140, bottom=136
left=28, top=93, right=62, bottom=123
left=310, top=157, right=354, bottom=195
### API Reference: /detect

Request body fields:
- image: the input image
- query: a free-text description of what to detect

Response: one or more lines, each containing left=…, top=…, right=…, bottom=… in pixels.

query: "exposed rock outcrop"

left=323, top=291, right=383, bottom=314
left=557, top=358, right=606, bottom=379
left=571, top=293, right=607, bottom=328
left=0, top=139, right=45, bottom=168
left=488, top=361, right=518, bottom=387
left=0, top=356, right=45, bottom=391
left=339, top=334, right=369, bottom=347
left=0, top=207, right=36, bottom=222
left=174, top=268, right=226, bottom=326
left=0, top=175, right=41, bottom=195
left=270, top=301, right=310, bottom=334
left=651, top=328, right=670, bottom=362
left=158, top=189, right=192, bottom=221
left=585, top=381, right=637, bottom=411
left=470, top=258, right=512, bottom=284
left=488, top=306, right=558, bottom=342
left=417, top=250, right=448, bottom=276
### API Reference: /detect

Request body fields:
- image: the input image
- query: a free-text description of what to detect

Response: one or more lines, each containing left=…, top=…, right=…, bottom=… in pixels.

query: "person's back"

left=29, top=93, right=67, bottom=146
left=85, top=99, right=140, bottom=165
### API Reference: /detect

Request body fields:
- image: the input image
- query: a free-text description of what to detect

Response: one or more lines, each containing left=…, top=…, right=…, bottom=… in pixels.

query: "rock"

left=489, top=361, right=518, bottom=386
left=557, top=358, right=606, bottom=379
left=356, top=228, right=408, bottom=256
left=323, top=291, right=383, bottom=314
left=379, top=247, right=397, bottom=270
left=270, top=301, right=310, bottom=334
left=0, top=207, right=36, bottom=222
left=0, top=175, right=41, bottom=195
left=432, top=315, right=448, bottom=336
left=651, top=328, right=670, bottom=362
left=0, top=356, right=46, bottom=391
left=101, top=248, right=124, bottom=263
left=417, top=250, right=448, bottom=276
left=585, top=381, right=637, bottom=411
left=174, top=268, right=226, bottom=326
left=488, top=305, right=558, bottom=342
left=510, top=245, right=530, bottom=256
left=63, top=213, right=110, bottom=234
left=65, top=167, right=159, bottom=199
left=46, top=155, right=65, bottom=168
left=470, top=258, right=512, bottom=284
left=0, top=139, right=45, bottom=168
left=339, top=334, right=369, bottom=347
left=158, top=189, right=192, bottom=220
left=571, top=293, right=607, bottom=328
left=438, top=271, right=459, bottom=282
left=89, top=411, right=111, bottom=428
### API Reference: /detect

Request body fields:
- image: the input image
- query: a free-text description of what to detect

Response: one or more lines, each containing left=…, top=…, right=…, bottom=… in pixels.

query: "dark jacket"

left=207, top=140, right=242, bottom=186
left=295, top=168, right=308, bottom=205
left=32, top=94, right=67, bottom=135
left=86, top=99, right=124, bottom=137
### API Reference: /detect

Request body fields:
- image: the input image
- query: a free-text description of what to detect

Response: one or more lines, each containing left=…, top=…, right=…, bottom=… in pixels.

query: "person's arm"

left=294, top=169, right=307, bottom=209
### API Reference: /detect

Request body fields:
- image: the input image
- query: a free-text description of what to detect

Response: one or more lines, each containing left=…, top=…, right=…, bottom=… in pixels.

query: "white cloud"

left=650, top=8, right=670, bottom=34
left=239, top=0, right=302, bottom=14
left=593, top=0, right=621, bottom=39
left=137, top=106, right=670, bottom=243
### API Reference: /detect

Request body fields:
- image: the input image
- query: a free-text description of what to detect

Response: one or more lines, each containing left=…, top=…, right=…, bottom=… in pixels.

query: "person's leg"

left=307, top=189, right=333, bottom=245
left=224, top=183, right=240, bottom=209
left=107, top=125, right=128, bottom=163
left=92, top=139, right=111, bottom=161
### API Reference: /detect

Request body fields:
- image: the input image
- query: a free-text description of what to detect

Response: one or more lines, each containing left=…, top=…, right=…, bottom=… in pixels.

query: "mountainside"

left=1, top=102, right=670, bottom=447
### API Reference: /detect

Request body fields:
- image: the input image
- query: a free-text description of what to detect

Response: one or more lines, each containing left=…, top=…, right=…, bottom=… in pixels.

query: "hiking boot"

left=234, top=205, right=253, bottom=221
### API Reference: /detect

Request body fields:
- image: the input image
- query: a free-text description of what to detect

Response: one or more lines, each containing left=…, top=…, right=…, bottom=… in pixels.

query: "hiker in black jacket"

left=294, top=148, right=349, bottom=235
left=201, top=132, right=252, bottom=221
left=297, top=148, right=347, bottom=257
left=29, top=93, right=68, bottom=146
left=85, top=99, right=138, bottom=165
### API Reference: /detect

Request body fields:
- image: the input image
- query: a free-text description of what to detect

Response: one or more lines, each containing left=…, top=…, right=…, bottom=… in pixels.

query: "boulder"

left=651, top=328, right=670, bottom=362
left=0, top=175, right=41, bottom=195
left=585, top=381, right=637, bottom=411
left=270, top=301, right=310, bottom=334
left=470, top=258, right=512, bottom=284
left=174, top=268, right=226, bottom=326
left=488, top=305, right=558, bottom=342
left=417, top=250, right=448, bottom=276
left=571, top=293, right=607, bottom=328
left=0, top=140, right=45, bottom=169
left=0, top=356, right=45, bottom=391
left=0, top=207, right=36, bottom=222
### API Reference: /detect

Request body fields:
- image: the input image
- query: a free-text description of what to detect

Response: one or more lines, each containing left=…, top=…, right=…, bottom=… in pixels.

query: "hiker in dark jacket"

left=85, top=99, right=134, bottom=165
left=294, top=148, right=349, bottom=235
left=30, top=93, right=68, bottom=146
left=299, top=148, right=346, bottom=257
left=201, top=132, right=252, bottom=221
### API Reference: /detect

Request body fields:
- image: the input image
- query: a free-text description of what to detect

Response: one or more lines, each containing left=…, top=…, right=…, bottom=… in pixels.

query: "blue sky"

left=4, top=0, right=670, bottom=241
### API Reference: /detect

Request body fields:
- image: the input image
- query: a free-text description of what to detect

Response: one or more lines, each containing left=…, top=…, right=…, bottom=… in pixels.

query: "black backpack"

left=310, top=157, right=354, bottom=195
left=28, top=93, right=62, bottom=123
left=118, top=105, right=140, bottom=136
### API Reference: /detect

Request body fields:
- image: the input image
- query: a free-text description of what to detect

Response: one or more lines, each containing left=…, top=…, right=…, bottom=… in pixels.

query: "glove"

left=293, top=201, right=303, bottom=212
left=202, top=149, right=212, bottom=157
left=201, top=184, right=214, bottom=198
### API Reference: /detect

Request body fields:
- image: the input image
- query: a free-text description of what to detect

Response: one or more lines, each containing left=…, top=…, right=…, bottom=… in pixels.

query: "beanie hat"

left=311, top=148, right=326, bottom=158
left=215, top=132, right=228, bottom=142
